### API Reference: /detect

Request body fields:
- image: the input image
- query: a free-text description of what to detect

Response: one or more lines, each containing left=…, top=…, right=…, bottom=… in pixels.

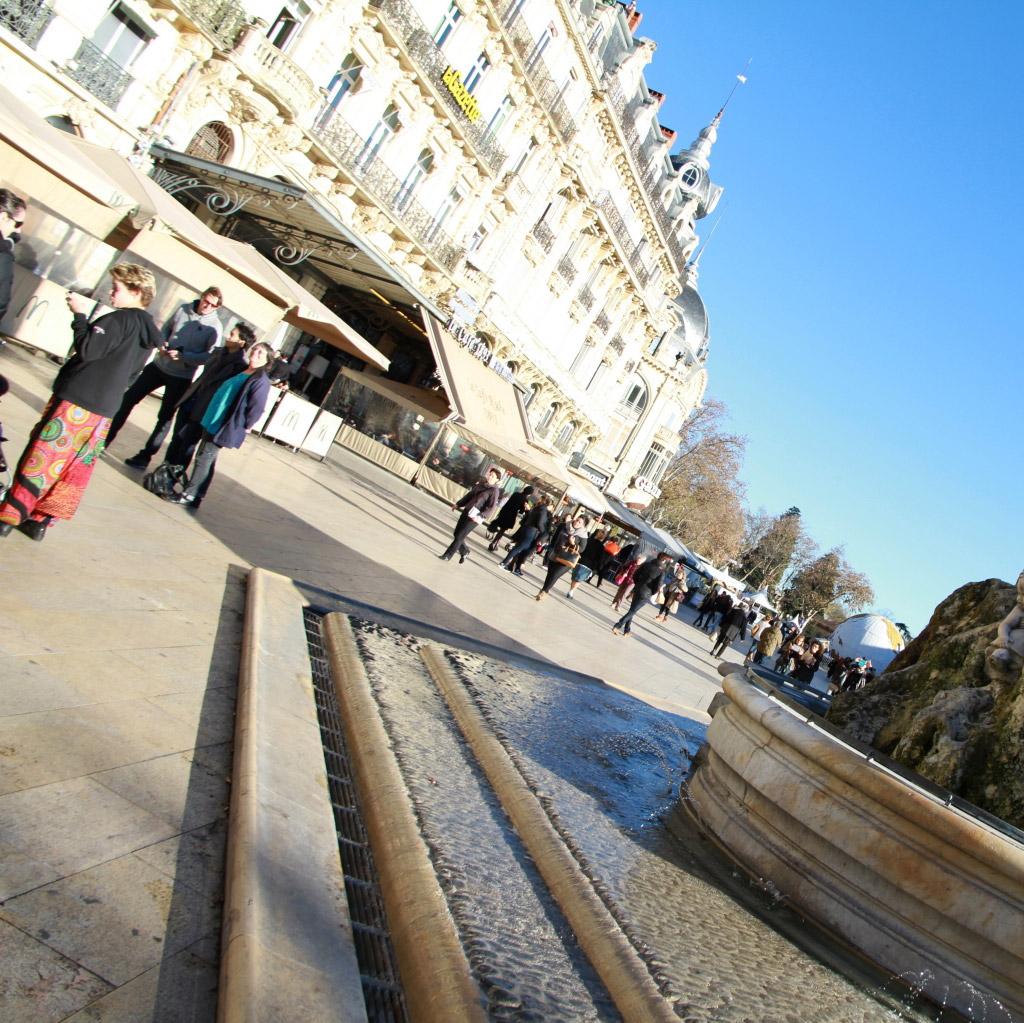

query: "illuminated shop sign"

left=632, top=475, right=662, bottom=498
left=441, top=67, right=481, bottom=123
left=445, top=315, right=516, bottom=384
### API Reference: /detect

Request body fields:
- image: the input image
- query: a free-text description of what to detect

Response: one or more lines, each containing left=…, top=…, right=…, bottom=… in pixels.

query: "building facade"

left=1, top=0, right=724, bottom=508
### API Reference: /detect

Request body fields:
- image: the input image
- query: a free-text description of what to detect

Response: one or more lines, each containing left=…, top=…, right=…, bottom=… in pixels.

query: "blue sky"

left=633, top=0, right=1023, bottom=634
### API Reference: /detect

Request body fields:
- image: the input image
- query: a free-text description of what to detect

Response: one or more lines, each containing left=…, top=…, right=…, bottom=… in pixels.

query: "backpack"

left=142, top=463, right=185, bottom=499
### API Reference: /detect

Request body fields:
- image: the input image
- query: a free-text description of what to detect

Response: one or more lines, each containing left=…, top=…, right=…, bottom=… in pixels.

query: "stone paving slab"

left=0, top=340, right=735, bottom=1022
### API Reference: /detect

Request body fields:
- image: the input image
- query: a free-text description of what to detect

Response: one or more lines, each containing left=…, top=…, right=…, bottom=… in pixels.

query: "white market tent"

left=829, top=614, right=906, bottom=673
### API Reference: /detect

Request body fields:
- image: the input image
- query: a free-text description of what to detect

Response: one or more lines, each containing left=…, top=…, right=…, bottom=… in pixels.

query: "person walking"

left=164, top=342, right=273, bottom=508
left=439, top=467, right=501, bottom=563
left=500, top=493, right=551, bottom=574
left=0, top=188, right=27, bottom=324
left=704, top=589, right=734, bottom=634
left=753, top=617, right=784, bottom=665
left=654, top=567, right=688, bottom=624
left=612, top=552, right=671, bottom=636
left=0, top=264, right=162, bottom=540
left=610, top=551, right=647, bottom=610
left=693, top=589, right=717, bottom=629
left=107, top=286, right=224, bottom=468
left=487, top=484, right=533, bottom=551
left=568, top=527, right=607, bottom=598
left=535, top=513, right=587, bottom=600
left=711, top=601, right=750, bottom=658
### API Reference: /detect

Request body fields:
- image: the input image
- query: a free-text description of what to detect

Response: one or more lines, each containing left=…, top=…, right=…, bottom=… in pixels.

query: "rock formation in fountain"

left=825, top=573, right=1024, bottom=831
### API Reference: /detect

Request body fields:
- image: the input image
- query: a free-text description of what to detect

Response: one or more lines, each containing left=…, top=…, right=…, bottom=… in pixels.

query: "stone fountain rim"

left=718, top=663, right=1024, bottom=877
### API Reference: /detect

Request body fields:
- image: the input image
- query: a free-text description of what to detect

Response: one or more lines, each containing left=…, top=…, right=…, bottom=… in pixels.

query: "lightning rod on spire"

left=717, top=58, right=752, bottom=118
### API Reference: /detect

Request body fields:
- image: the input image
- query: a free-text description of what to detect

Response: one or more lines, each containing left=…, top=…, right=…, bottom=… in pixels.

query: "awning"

left=0, top=83, right=132, bottom=238
left=565, top=470, right=614, bottom=517
left=220, top=241, right=388, bottom=369
left=148, top=144, right=446, bottom=319
left=603, top=498, right=667, bottom=551
left=341, top=368, right=450, bottom=421
left=423, top=312, right=571, bottom=488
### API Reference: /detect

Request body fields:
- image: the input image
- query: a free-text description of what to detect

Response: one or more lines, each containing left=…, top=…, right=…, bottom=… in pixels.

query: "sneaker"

left=566, top=590, right=574, bottom=599
left=125, top=453, right=150, bottom=469
left=513, top=569, right=523, bottom=577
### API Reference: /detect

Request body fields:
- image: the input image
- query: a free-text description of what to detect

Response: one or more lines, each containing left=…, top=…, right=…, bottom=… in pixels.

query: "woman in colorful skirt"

left=0, top=263, right=163, bottom=541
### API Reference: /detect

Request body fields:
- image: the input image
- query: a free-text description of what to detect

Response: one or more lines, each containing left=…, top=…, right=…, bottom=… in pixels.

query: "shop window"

left=186, top=121, right=233, bottom=164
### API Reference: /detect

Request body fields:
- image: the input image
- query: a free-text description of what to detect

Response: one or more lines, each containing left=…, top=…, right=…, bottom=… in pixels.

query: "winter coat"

left=0, top=237, right=14, bottom=324
left=53, top=308, right=163, bottom=417
left=154, top=300, right=223, bottom=379
left=756, top=623, right=784, bottom=658
left=632, top=558, right=668, bottom=597
left=456, top=479, right=500, bottom=520
left=208, top=370, right=271, bottom=448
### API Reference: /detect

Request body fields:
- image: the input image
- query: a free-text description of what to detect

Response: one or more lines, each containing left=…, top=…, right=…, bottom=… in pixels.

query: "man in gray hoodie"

left=106, top=286, right=224, bottom=468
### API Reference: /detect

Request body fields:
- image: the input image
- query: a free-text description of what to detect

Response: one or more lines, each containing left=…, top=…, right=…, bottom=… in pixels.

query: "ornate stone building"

left=1, top=0, right=725, bottom=507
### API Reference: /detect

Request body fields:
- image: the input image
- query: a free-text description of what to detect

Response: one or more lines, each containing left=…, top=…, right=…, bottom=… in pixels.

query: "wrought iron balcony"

left=594, top=190, right=649, bottom=288
left=0, top=0, right=54, bottom=47
left=594, top=310, right=611, bottom=334
left=603, top=76, right=686, bottom=268
left=490, top=0, right=577, bottom=143
left=556, top=254, right=577, bottom=284
left=531, top=218, right=555, bottom=253
left=64, top=39, right=132, bottom=109
left=179, top=0, right=246, bottom=50
left=313, top=116, right=463, bottom=271
left=233, top=26, right=318, bottom=121
left=608, top=334, right=624, bottom=355
left=552, top=433, right=574, bottom=454
left=576, top=285, right=595, bottom=311
left=368, top=0, right=506, bottom=174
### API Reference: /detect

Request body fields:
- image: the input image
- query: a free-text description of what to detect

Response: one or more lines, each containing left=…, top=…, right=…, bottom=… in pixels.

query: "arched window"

left=537, top=402, right=557, bottom=432
left=396, top=148, right=433, bottom=211
left=638, top=443, right=670, bottom=484
left=356, top=104, right=400, bottom=171
left=618, top=377, right=647, bottom=418
left=186, top=122, right=232, bottom=164
left=555, top=420, right=577, bottom=452
left=524, top=383, right=541, bottom=409
left=316, top=53, right=362, bottom=131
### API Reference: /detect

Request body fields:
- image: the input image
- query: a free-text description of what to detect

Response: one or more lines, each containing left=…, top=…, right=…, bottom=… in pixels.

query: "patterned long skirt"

left=0, top=396, right=110, bottom=526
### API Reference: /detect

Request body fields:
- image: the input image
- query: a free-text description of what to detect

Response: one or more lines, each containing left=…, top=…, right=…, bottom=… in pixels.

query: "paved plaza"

left=0, top=340, right=736, bottom=1021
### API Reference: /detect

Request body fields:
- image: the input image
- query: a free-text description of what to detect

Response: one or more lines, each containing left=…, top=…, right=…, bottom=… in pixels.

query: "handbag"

left=553, top=541, right=579, bottom=567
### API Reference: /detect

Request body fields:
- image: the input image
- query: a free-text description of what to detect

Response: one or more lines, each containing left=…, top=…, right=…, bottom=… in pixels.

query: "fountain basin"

left=684, top=664, right=1024, bottom=1020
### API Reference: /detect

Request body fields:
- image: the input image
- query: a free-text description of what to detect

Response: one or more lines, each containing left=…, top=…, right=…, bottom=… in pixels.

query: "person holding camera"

left=439, top=466, right=501, bottom=564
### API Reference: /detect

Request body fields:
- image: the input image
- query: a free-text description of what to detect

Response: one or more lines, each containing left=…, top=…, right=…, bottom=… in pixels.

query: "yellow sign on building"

left=441, top=66, right=482, bottom=124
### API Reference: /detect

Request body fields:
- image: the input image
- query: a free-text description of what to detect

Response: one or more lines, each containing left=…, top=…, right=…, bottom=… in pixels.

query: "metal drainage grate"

left=304, top=610, right=409, bottom=1023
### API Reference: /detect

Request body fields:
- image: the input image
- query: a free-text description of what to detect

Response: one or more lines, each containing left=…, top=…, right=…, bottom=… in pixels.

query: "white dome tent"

left=829, top=614, right=906, bottom=673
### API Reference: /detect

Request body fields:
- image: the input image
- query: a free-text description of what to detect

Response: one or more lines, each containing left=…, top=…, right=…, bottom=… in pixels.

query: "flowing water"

left=341, top=616, right=989, bottom=1022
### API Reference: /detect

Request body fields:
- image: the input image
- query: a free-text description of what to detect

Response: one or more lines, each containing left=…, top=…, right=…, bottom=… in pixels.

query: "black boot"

left=18, top=515, right=52, bottom=541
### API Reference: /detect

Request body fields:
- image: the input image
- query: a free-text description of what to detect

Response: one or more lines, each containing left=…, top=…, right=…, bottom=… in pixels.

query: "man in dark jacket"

left=109, top=286, right=224, bottom=468
left=440, top=467, right=501, bottom=563
left=704, top=589, right=734, bottom=634
left=711, top=602, right=750, bottom=658
left=487, top=484, right=533, bottom=551
left=612, top=552, right=671, bottom=636
left=500, top=494, right=551, bottom=574
left=0, top=188, right=26, bottom=324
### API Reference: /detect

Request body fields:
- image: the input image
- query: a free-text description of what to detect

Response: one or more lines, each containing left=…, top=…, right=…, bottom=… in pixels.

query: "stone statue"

left=986, top=569, right=1024, bottom=680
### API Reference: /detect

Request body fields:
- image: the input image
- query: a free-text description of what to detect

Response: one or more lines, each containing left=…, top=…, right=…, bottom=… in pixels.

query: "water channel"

left=317, top=614, right=989, bottom=1022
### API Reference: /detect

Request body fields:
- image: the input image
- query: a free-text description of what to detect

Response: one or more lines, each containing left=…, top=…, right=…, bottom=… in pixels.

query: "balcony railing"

left=180, top=0, right=246, bottom=49
left=608, top=334, right=624, bottom=355
left=233, top=27, right=318, bottom=120
left=0, top=0, right=54, bottom=47
left=314, top=116, right=463, bottom=271
left=556, top=254, right=577, bottom=284
left=368, top=0, right=506, bottom=174
left=594, top=310, right=611, bottom=334
left=552, top=433, right=574, bottom=454
left=491, top=0, right=577, bottom=143
left=604, top=76, right=686, bottom=268
left=576, top=285, right=595, bottom=311
left=64, top=39, right=132, bottom=109
left=594, top=190, right=649, bottom=288
left=531, top=218, right=555, bottom=253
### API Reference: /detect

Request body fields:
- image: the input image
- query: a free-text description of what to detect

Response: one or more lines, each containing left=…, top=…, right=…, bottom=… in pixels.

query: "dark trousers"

left=106, top=362, right=192, bottom=457
left=182, top=431, right=221, bottom=502
left=501, top=528, right=538, bottom=568
left=164, top=414, right=202, bottom=472
left=442, top=513, right=478, bottom=559
left=614, top=588, right=651, bottom=634
left=540, top=561, right=571, bottom=593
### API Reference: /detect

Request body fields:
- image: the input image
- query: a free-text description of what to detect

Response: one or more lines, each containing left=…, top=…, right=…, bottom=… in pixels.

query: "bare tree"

left=778, top=546, right=874, bottom=629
